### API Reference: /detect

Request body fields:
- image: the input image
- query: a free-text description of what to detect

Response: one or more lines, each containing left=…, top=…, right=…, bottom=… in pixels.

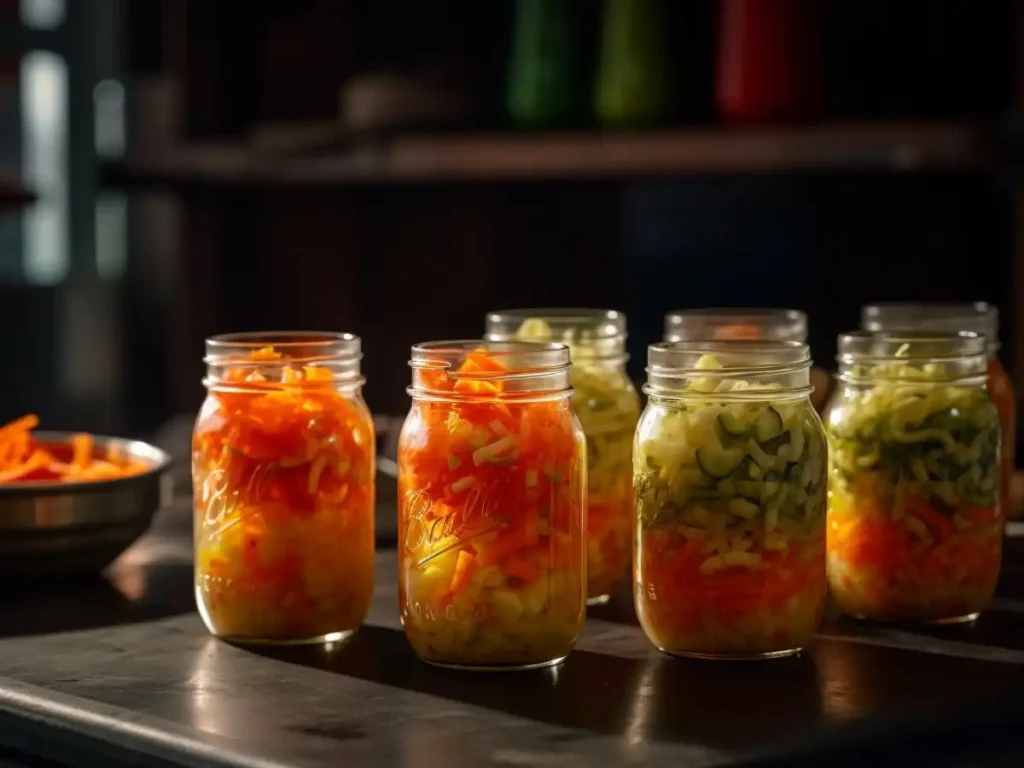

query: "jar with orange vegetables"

left=485, top=309, right=640, bottom=604
left=826, top=331, right=1002, bottom=623
left=193, top=332, right=375, bottom=644
left=634, top=341, right=827, bottom=659
left=398, top=341, right=586, bottom=670
left=861, top=303, right=1016, bottom=520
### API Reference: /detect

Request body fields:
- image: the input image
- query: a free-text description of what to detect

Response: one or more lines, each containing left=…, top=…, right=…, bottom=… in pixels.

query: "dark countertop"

left=3, top=419, right=1024, bottom=768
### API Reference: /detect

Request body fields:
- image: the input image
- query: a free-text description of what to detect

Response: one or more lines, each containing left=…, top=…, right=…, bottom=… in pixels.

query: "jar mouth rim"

left=204, top=331, right=362, bottom=370
left=411, top=339, right=570, bottom=362
left=860, top=302, right=998, bottom=344
left=664, top=308, right=808, bottom=342
left=645, top=341, right=812, bottom=398
left=409, top=340, right=572, bottom=398
left=666, top=307, right=806, bottom=320
left=861, top=301, right=994, bottom=320
left=837, top=330, right=987, bottom=364
left=486, top=308, right=626, bottom=334
left=648, top=340, right=811, bottom=370
left=206, top=331, right=359, bottom=348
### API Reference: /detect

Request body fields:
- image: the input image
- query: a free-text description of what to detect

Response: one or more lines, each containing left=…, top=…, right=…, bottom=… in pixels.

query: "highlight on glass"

left=398, top=340, right=586, bottom=670
left=634, top=340, right=827, bottom=659
left=826, top=331, right=1002, bottom=623
left=485, top=308, right=640, bottom=604
left=192, top=332, right=375, bottom=644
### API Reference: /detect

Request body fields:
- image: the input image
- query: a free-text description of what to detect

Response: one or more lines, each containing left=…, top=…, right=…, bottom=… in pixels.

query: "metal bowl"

left=0, top=432, right=174, bottom=580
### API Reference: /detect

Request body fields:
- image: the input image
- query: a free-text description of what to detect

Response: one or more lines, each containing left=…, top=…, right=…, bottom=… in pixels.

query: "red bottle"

left=716, top=0, right=820, bottom=124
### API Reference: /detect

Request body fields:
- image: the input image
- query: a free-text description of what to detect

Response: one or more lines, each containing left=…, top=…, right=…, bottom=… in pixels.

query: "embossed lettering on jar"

left=192, top=332, right=375, bottom=644
left=398, top=341, right=586, bottom=670
left=634, top=340, right=827, bottom=659
left=485, top=309, right=640, bottom=604
left=826, top=331, right=1002, bottom=623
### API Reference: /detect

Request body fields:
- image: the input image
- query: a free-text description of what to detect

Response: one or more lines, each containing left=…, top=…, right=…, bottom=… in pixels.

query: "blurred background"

left=0, top=0, right=1020, bottom=451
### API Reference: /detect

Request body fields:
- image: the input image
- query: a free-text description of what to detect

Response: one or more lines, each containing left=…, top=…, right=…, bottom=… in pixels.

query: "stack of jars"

left=190, top=302, right=1012, bottom=667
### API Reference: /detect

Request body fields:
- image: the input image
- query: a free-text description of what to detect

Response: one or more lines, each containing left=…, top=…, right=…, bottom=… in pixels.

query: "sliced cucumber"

left=785, top=424, right=805, bottom=462
left=696, top=445, right=746, bottom=479
left=728, top=498, right=760, bottom=520
left=755, top=406, right=784, bottom=443
left=718, top=410, right=754, bottom=438
left=734, top=480, right=762, bottom=501
left=760, top=481, right=781, bottom=503
left=747, top=439, right=777, bottom=471
left=633, top=356, right=829, bottom=533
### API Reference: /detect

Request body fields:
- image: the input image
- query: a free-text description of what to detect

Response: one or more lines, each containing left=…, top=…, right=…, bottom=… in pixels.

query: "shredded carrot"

left=639, top=528, right=826, bottom=647
left=828, top=496, right=1001, bottom=621
left=399, top=346, right=585, bottom=666
left=0, top=415, right=148, bottom=484
left=450, top=550, right=478, bottom=594
left=905, top=497, right=956, bottom=540
left=193, top=343, right=375, bottom=641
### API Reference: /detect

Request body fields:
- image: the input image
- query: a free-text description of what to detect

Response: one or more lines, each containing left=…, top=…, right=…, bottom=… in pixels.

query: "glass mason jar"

left=826, top=331, right=1002, bottom=623
left=398, top=340, right=586, bottom=670
left=485, top=309, right=640, bottom=604
left=193, top=332, right=375, bottom=644
left=634, top=341, right=827, bottom=659
left=861, top=303, right=1016, bottom=521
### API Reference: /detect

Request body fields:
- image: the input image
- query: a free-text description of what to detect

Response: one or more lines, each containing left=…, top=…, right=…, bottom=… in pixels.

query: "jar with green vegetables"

left=826, top=331, right=1002, bottom=623
left=634, top=341, right=827, bottom=658
left=860, top=303, right=1015, bottom=522
left=486, top=309, right=640, bottom=604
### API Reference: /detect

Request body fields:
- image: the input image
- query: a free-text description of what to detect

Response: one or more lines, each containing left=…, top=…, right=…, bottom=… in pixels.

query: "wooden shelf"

left=102, top=122, right=987, bottom=188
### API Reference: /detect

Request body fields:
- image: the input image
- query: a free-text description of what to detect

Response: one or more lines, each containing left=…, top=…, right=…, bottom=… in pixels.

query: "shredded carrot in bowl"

left=0, top=415, right=150, bottom=484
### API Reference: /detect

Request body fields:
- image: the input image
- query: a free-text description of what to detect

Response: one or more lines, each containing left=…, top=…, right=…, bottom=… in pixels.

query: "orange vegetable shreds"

left=398, top=342, right=586, bottom=669
left=826, top=332, right=1002, bottom=622
left=192, top=332, right=375, bottom=643
left=0, top=414, right=149, bottom=483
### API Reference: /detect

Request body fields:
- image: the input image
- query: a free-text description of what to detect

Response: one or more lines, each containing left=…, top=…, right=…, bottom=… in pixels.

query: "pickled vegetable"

left=634, top=354, right=827, bottom=657
left=827, top=360, right=1001, bottom=621
left=0, top=414, right=149, bottom=483
left=513, top=318, right=639, bottom=600
left=859, top=302, right=1016, bottom=521
left=399, top=349, right=585, bottom=668
left=193, top=345, right=375, bottom=642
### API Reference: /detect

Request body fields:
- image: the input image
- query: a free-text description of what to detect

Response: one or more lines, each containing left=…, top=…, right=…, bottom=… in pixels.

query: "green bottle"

left=507, top=0, right=580, bottom=129
left=594, top=0, right=670, bottom=129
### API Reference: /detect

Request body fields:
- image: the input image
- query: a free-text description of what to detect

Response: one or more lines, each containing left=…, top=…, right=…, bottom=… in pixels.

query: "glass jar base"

left=658, top=646, right=803, bottom=661
left=197, top=588, right=359, bottom=646
left=421, top=655, right=567, bottom=672
left=587, top=594, right=612, bottom=607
